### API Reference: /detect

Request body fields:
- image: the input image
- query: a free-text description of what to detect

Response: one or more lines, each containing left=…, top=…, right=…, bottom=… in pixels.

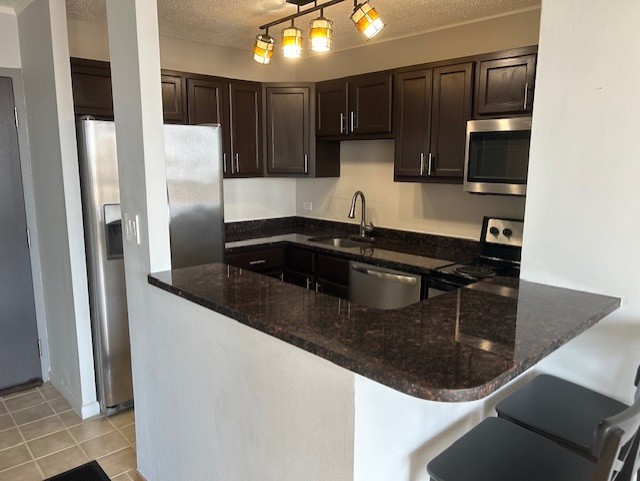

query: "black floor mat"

left=44, top=461, right=110, bottom=481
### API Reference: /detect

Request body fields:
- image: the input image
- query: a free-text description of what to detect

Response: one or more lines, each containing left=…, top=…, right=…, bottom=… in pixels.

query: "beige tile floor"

left=0, top=383, right=140, bottom=480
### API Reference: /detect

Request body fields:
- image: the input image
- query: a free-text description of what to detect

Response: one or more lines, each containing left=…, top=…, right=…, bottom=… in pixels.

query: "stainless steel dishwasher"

left=349, top=261, right=422, bottom=309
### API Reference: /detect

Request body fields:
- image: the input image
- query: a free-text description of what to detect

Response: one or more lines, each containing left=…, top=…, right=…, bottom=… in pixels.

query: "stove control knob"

left=489, top=227, right=500, bottom=236
left=503, top=228, right=513, bottom=237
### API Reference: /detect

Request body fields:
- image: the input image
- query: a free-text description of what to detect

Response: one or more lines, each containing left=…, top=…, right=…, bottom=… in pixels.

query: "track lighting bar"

left=259, top=0, right=347, bottom=30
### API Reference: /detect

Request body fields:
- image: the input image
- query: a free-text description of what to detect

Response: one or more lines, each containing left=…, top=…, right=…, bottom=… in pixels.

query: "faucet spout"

left=347, top=191, right=374, bottom=239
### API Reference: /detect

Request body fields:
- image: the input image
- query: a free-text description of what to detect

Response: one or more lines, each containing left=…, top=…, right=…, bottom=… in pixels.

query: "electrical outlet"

left=124, top=212, right=141, bottom=245
left=303, top=202, right=313, bottom=211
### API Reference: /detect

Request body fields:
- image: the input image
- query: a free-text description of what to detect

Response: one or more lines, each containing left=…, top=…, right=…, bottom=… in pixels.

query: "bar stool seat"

left=427, top=417, right=595, bottom=481
left=495, top=374, right=628, bottom=458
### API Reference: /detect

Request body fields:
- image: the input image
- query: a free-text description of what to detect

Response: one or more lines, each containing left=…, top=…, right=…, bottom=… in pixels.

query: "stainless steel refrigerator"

left=77, top=119, right=225, bottom=413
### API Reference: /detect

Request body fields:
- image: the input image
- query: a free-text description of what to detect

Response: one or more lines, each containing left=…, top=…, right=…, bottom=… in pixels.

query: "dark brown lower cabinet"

left=225, top=247, right=285, bottom=279
left=285, top=247, right=350, bottom=300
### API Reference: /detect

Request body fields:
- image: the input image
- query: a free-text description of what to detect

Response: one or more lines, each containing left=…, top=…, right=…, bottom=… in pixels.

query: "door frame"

left=0, top=68, right=50, bottom=381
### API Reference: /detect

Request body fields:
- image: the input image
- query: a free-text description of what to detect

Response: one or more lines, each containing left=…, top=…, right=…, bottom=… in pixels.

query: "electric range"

left=428, top=217, right=523, bottom=296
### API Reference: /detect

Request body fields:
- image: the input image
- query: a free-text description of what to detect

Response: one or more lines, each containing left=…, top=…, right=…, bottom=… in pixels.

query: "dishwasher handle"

left=351, top=264, right=418, bottom=285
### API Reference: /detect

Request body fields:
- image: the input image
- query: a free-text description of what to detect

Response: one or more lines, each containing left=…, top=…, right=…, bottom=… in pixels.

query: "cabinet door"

left=70, top=58, right=114, bottom=119
left=394, top=69, right=432, bottom=179
left=161, top=72, right=187, bottom=124
left=429, top=62, right=473, bottom=180
left=229, top=81, right=263, bottom=177
left=316, top=79, right=348, bottom=137
left=266, top=86, right=310, bottom=175
left=186, top=77, right=231, bottom=174
left=348, top=72, right=393, bottom=136
left=476, top=54, right=536, bottom=116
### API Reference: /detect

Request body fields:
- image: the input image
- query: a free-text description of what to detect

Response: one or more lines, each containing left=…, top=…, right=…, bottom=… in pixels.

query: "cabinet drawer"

left=286, top=247, right=315, bottom=274
left=226, top=247, right=284, bottom=272
left=317, top=254, right=350, bottom=285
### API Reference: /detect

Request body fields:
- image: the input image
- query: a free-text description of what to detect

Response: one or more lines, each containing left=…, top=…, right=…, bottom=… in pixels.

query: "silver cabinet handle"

left=280, top=273, right=284, bottom=282
left=235, top=153, right=239, bottom=173
left=340, top=113, right=345, bottom=134
left=304, top=154, right=309, bottom=174
left=523, top=82, right=529, bottom=110
left=306, top=278, right=311, bottom=290
left=223, top=152, right=227, bottom=174
left=428, top=152, right=433, bottom=176
left=420, top=152, right=425, bottom=176
left=315, top=282, right=320, bottom=292
left=350, top=111, right=355, bottom=133
left=249, top=259, right=266, bottom=265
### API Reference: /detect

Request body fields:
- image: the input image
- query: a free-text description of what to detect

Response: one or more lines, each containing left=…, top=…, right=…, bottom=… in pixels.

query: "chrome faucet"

left=348, top=191, right=374, bottom=239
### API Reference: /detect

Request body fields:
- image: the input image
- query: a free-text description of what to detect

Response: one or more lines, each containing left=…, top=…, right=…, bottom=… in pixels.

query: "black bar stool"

left=495, top=367, right=640, bottom=478
left=427, top=394, right=640, bottom=481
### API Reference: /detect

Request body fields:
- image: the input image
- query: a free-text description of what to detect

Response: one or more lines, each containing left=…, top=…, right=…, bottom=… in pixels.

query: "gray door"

left=0, top=76, right=41, bottom=391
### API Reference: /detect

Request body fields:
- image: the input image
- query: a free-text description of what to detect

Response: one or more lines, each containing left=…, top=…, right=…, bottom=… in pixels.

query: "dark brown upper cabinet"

left=348, top=72, right=393, bottom=136
left=71, top=59, right=187, bottom=124
left=394, top=62, right=473, bottom=183
left=429, top=62, right=473, bottom=180
left=228, top=80, right=263, bottom=178
left=474, top=47, right=537, bottom=117
left=316, top=79, right=348, bottom=137
left=186, top=76, right=231, bottom=175
left=394, top=68, right=432, bottom=178
left=160, top=71, right=187, bottom=124
left=316, top=72, right=393, bottom=139
left=265, top=85, right=311, bottom=176
left=70, top=58, right=114, bottom=120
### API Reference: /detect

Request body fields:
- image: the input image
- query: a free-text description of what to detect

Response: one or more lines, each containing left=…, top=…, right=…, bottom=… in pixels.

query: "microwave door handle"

left=524, top=82, right=529, bottom=110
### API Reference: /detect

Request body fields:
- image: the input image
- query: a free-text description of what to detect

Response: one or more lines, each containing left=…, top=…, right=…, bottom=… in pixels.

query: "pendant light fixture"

left=252, top=29, right=275, bottom=65
left=350, top=0, right=385, bottom=40
left=252, top=0, right=385, bottom=65
left=309, top=9, right=333, bottom=53
left=282, top=20, right=303, bottom=58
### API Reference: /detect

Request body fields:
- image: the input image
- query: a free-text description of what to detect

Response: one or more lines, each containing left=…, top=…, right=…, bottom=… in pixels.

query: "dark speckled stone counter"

left=148, top=264, right=620, bottom=402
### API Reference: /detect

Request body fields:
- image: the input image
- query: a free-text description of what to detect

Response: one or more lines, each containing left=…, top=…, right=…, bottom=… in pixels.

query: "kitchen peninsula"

left=149, top=264, right=619, bottom=402
left=146, top=246, right=619, bottom=481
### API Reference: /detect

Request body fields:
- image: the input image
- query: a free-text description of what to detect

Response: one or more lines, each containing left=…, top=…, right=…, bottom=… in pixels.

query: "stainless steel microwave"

left=463, top=117, right=532, bottom=196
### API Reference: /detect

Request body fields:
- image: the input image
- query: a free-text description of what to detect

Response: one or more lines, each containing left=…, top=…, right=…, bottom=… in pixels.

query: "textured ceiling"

left=49, top=0, right=539, bottom=51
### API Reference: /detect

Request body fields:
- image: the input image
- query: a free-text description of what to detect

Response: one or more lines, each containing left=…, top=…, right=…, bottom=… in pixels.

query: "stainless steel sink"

left=307, top=236, right=374, bottom=248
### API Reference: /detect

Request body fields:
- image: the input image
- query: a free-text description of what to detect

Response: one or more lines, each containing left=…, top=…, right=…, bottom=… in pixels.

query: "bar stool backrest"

left=590, top=378, right=640, bottom=481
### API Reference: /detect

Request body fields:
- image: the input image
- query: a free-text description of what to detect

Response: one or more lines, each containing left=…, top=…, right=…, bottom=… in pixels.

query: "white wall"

left=298, top=141, right=526, bottom=240
left=142, top=287, right=356, bottom=481
left=296, top=9, right=539, bottom=239
left=67, top=17, right=298, bottom=222
left=17, top=0, right=99, bottom=418
left=521, top=0, right=640, bottom=401
left=0, top=9, right=21, bottom=68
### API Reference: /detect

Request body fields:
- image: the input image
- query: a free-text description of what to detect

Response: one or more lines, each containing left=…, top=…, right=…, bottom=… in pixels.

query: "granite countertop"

left=148, top=265, right=621, bottom=402
left=226, top=234, right=453, bottom=275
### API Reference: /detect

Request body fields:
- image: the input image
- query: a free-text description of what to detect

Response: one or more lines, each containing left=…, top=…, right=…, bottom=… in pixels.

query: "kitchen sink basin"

left=307, top=236, right=375, bottom=248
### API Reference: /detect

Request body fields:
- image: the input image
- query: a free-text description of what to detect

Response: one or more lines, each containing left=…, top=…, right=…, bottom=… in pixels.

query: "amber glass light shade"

left=252, top=33, right=275, bottom=65
left=309, top=16, right=333, bottom=52
left=350, top=1, right=385, bottom=39
left=281, top=26, right=303, bottom=58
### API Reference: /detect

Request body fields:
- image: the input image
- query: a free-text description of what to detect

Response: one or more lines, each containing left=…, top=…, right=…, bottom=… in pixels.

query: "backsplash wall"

left=296, top=140, right=527, bottom=240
